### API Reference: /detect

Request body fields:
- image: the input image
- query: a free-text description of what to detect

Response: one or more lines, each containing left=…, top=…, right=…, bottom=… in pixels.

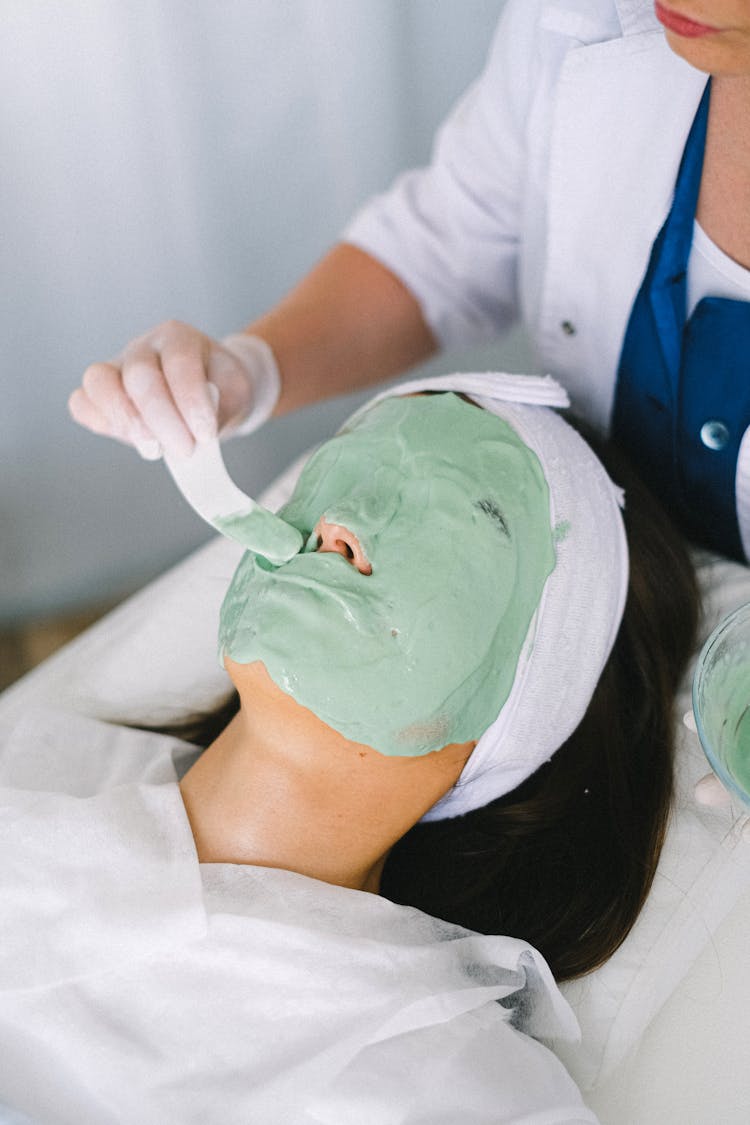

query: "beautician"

left=70, top=0, right=750, bottom=561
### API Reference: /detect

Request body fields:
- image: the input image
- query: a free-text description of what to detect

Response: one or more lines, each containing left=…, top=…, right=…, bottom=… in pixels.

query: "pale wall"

left=1, top=0, right=530, bottom=621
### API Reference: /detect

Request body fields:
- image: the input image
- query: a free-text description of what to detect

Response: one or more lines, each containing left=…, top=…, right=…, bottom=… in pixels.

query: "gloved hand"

left=684, top=709, right=750, bottom=837
left=68, top=320, right=281, bottom=459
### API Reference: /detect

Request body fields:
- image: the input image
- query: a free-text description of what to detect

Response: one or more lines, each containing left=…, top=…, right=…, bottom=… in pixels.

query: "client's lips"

left=262, top=553, right=372, bottom=604
left=654, top=2, right=721, bottom=37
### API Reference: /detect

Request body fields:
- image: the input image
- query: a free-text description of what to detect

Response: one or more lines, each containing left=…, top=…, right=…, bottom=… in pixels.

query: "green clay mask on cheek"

left=218, top=394, right=556, bottom=756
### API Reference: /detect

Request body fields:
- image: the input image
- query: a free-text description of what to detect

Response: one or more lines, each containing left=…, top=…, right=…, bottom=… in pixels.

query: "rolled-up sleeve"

left=343, top=0, right=542, bottom=352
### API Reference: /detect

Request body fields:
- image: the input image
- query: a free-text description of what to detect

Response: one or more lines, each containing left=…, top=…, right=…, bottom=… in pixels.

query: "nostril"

left=314, top=518, right=372, bottom=575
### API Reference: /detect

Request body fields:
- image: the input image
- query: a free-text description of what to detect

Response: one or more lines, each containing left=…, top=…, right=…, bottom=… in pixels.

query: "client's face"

left=219, top=394, right=555, bottom=756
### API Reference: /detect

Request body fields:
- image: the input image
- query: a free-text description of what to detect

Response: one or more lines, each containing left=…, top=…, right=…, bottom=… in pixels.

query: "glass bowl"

left=693, top=600, right=750, bottom=810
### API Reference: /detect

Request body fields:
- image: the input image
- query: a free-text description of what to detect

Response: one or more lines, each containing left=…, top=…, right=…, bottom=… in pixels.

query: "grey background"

left=1, top=0, right=530, bottom=621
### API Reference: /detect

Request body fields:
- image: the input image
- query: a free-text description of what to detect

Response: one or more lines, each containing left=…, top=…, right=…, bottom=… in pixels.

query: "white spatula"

left=164, top=437, right=303, bottom=566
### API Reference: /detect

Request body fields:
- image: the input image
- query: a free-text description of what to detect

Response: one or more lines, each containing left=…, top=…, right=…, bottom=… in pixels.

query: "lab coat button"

left=560, top=320, right=576, bottom=336
left=700, top=420, right=730, bottom=451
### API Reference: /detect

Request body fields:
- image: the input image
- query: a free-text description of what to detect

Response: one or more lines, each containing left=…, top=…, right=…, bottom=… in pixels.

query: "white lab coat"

left=344, top=0, right=708, bottom=432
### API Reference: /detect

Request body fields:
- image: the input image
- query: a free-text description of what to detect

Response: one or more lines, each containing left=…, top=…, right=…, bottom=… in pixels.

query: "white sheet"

left=0, top=706, right=597, bottom=1125
left=3, top=462, right=750, bottom=1122
left=585, top=885, right=750, bottom=1123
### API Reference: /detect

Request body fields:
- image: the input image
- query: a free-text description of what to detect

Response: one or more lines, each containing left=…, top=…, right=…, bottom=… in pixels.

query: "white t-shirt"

left=688, top=223, right=750, bottom=316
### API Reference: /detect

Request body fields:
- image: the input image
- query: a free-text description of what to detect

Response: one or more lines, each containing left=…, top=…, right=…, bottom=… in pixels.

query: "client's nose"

left=314, top=518, right=372, bottom=575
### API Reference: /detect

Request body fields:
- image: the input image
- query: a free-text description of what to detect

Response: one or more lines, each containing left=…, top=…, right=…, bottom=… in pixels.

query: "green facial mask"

left=219, top=394, right=556, bottom=756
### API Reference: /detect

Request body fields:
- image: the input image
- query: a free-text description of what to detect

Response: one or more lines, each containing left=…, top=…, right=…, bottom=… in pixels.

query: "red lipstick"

left=655, top=2, right=721, bottom=37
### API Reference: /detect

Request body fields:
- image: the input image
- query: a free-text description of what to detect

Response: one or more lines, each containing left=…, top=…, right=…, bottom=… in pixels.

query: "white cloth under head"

left=350, top=372, right=629, bottom=822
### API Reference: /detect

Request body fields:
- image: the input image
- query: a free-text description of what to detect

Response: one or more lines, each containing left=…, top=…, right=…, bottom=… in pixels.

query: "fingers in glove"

left=206, top=345, right=255, bottom=432
left=694, top=773, right=733, bottom=807
left=159, top=328, right=218, bottom=444
left=120, top=341, right=194, bottom=458
left=76, top=362, right=161, bottom=457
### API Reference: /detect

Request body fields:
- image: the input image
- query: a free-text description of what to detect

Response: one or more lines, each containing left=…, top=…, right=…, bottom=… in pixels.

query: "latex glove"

left=694, top=772, right=734, bottom=807
left=695, top=771, right=750, bottom=840
left=685, top=709, right=750, bottom=837
left=68, top=321, right=280, bottom=460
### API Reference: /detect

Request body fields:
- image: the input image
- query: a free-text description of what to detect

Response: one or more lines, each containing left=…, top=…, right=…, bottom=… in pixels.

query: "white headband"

left=347, top=373, right=629, bottom=821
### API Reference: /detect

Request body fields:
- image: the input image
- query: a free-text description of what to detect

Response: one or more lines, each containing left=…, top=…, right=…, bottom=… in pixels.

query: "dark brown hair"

left=147, top=424, right=698, bottom=982
left=381, top=426, right=699, bottom=979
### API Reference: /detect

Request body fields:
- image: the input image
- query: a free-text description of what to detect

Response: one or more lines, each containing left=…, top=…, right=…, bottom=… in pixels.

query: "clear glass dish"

left=693, top=600, right=750, bottom=811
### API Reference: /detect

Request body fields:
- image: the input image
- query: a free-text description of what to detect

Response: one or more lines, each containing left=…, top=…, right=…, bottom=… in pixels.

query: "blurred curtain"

left=1, top=0, right=509, bottom=620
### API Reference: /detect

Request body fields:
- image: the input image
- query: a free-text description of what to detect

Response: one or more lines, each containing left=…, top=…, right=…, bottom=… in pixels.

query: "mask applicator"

left=164, top=386, right=303, bottom=566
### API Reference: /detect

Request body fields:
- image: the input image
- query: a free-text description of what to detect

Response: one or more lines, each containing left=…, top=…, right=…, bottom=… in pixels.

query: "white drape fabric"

left=0, top=706, right=598, bottom=1124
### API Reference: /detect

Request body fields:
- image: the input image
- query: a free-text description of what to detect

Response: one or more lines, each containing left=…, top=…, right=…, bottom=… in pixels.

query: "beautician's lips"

left=654, top=2, right=721, bottom=36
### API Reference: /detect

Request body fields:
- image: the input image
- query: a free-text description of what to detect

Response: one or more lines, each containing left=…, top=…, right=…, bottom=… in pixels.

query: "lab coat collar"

left=536, top=6, right=707, bottom=429
left=539, top=1, right=659, bottom=42
left=614, top=0, right=660, bottom=37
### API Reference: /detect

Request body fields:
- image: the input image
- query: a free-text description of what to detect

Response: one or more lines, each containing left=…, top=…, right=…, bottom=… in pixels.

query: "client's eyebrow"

left=475, top=498, right=510, bottom=538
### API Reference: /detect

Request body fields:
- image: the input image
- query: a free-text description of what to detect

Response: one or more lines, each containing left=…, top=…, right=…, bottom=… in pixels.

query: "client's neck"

left=178, top=662, right=472, bottom=893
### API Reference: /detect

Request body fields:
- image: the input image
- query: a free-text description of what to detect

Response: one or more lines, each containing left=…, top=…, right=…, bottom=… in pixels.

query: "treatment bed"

left=1, top=459, right=749, bottom=1124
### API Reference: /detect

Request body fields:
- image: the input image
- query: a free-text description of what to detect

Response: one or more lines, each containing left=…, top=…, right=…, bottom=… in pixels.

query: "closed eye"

left=475, top=498, right=510, bottom=538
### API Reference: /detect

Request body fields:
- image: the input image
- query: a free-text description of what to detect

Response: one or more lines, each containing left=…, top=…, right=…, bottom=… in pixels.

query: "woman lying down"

left=0, top=374, right=697, bottom=1124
